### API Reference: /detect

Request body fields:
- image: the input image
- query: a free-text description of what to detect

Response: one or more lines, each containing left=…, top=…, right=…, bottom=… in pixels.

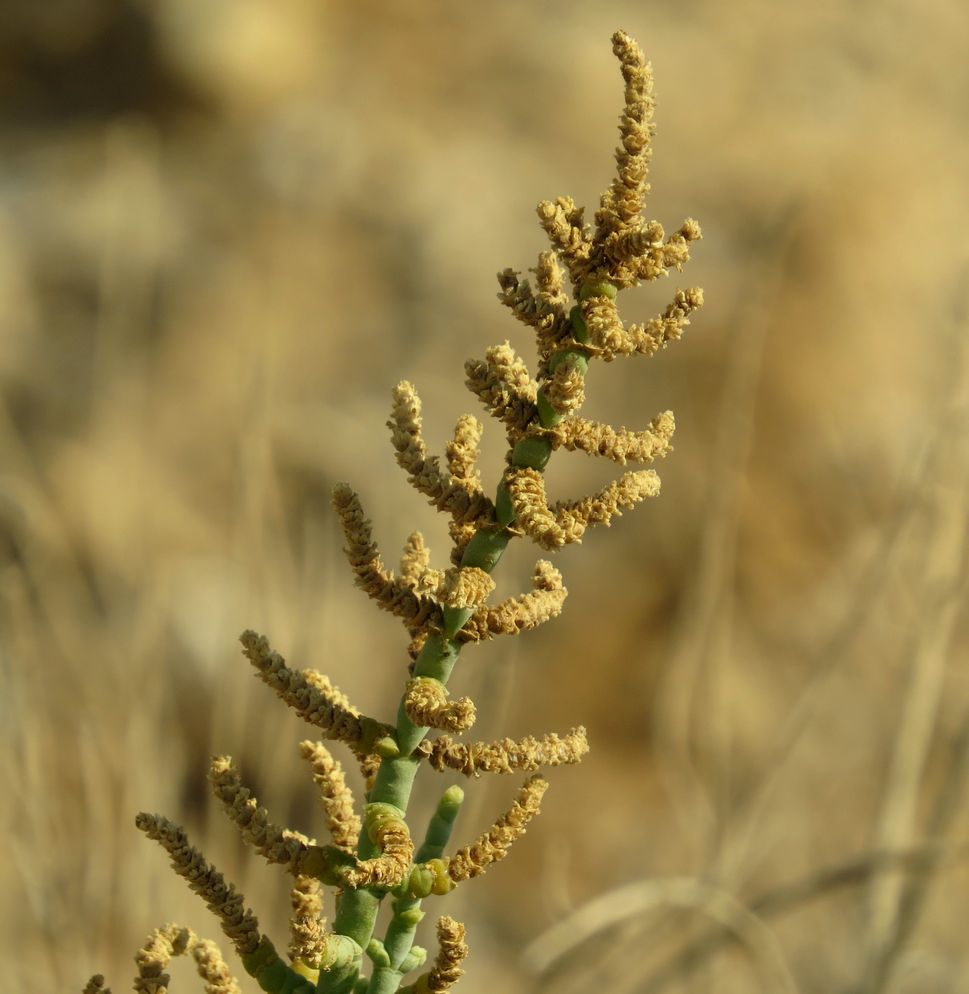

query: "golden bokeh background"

left=2, top=2, right=968, bottom=992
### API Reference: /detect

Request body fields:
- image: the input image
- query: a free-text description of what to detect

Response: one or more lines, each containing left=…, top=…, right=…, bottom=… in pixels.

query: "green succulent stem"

left=366, top=967, right=404, bottom=994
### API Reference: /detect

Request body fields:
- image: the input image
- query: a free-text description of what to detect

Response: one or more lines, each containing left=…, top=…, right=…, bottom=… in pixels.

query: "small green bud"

left=366, top=939, right=391, bottom=968
left=426, top=857, right=455, bottom=895
left=397, top=907, right=426, bottom=928
left=399, top=947, right=428, bottom=973
left=374, top=736, right=400, bottom=759
left=408, top=863, right=434, bottom=899
left=440, top=784, right=464, bottom=813
left=579, top=279, right=617, bottom=300
left=511, top=436, right=552, bottom=470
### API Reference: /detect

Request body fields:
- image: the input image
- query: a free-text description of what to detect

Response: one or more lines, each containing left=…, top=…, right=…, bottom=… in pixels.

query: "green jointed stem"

left=415, top=786, right=464, bottom=864
left=379, top=786, right=464, bottom=976
left=242, top=939, right=318, bottom=994
left=366, top=966, right=404, bottom=994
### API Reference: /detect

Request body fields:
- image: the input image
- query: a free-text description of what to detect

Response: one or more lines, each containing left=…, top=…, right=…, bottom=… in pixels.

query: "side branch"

left=299, top=740, right=362, bottom=853
left=389, top=381, right=496, bottom=525
left=134, top=924, right=243, bottom=994
left=445, top=776, right=548, bottom=882
left=208, top=756, right=313, bottom=873
left=331, top=484, right=441, bottom=631
left=135, top=813, right=263, bottom=956
left=289, top=876, right=328, bottom=971
left=239, top=630, right=392, bottom=754
left=536, top=196, right=594, bottom=284
left=496, top=266, right=568, bottom=336
left=417, top=726, right=588, bottom=777
left=459, top=560, right=567, bottom=641
left=505, top=466, right=661, bottom=549
left=580, top=288, right=703, bottom=361
left=341, top=806, right=415, bottom=890
left=552, top=410, right=675, bottom=465
left=464, top=343, right=538, bottom=436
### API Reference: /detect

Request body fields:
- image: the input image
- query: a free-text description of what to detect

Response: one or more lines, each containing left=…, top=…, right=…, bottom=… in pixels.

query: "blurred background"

left=2, top=1, right=968, bottom=992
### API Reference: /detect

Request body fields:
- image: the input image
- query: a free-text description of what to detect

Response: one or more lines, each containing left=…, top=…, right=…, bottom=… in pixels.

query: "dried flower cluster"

left=87, top=29, right=701, bottom=994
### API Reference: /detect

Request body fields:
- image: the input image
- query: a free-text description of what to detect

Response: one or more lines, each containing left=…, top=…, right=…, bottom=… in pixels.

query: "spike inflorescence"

left=90, top=30, right=701, bottom=994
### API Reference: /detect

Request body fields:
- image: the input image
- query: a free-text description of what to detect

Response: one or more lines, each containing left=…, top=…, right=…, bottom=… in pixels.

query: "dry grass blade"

left=524, top=875, right=798, bottom=994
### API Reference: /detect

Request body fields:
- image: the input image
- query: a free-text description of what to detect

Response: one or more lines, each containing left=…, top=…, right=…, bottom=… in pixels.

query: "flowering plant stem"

left=85, top=30, right=703, bottom=994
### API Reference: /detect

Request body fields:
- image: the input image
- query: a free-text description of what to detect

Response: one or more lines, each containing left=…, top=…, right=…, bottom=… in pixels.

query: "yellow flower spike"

left=134, top=814, right=262, bottom=956
left=459, top=560, right=567, bottom=642
left=418, top=726, right=588, bottom=778
left=299, top=740, right=362, bottom=854
left=445, top=777, right=548, bottom=883
left=404, top=676, right=476, bottom=733
left=208, top=756, right=312, bottom=873
left=288, top=876, right=327, bottom=971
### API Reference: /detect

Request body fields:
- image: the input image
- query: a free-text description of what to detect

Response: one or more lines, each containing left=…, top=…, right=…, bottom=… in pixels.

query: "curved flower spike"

left=299, top=740, right=362, bottom=853
left=289, top=876, right=327, bottom=972
left=459, top=560, right=567, bottom=642
left=552, top=410, right=675, bottom=465
left=331, top=485, right=441, bottom=631
left=594, top=30, right=656, bottom=248
left=619, top=286, right=705, bottom=358
left=405, top=676, right=477, bottom=733
left=580, top=288, right=703, bottom=362
left=134, top=924, right=193, bottom=994
left=495, top=267, right=562, bottom=335
left=341, top=805, right=414, bottom=890
left=83, top=977, right=110, bottom=994
left=418, top=726, right=588, bottom=777
left=240, top=630, right=393, bottom=755
left=536, top=196, right=594, bottom=282
left=137, top=924, right=244, bottom=994
left=134, top=814, right=263, bottom=956
left=426, top=917, right=469, bottom=993
left=389, top=382, right=495, bottom=526
left=445, top=776, right=548, bottom=882
left=464, top=342, right=538, bottom=436
left=399, top=531, right=433, bottom=589
left=209, top=756, right=313, bottom=873
left=445, top=415, right=485, bottom=493
left=505, top=466, right=661, bottom=549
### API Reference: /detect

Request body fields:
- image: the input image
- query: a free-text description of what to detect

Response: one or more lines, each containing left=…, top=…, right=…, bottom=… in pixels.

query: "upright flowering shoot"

left=88, top=30, right=702, bottom=994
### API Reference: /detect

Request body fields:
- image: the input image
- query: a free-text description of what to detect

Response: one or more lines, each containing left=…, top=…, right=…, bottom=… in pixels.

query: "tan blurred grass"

left=1, top=2, right=968, bottom=993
